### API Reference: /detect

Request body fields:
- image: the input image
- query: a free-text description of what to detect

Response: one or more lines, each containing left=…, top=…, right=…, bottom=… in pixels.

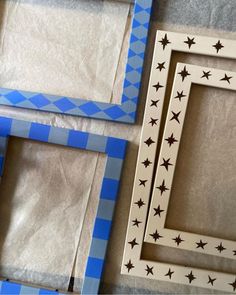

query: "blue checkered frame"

left=0, top=0, right=153, bottom=124
left=0, top=116, right=128, bottom=295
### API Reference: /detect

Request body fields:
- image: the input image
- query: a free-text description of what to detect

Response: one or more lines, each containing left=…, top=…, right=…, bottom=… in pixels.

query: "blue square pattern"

left=0, top=116, right=128, bottom=295
left=93, top=218, right=112, bottom=240
left=29, top=123, right=51, bottom=142
left=0, top=0, right=153, bottom=123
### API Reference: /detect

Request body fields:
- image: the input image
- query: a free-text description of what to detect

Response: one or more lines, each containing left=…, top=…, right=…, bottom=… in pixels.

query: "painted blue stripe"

left=0, top=281, right=21, bottom=294
left=85, top=257, right=104, bottom=279
left=67, top=130, right=89, bottom=149
left=100, top=178, right=120, bottom=201
left=105, top=138, right=127, bottom=159
left=0, top=117, right=12, bottom=137
left=93, top=218, right=112, bottom=240
left=29, top=123, right=50, bottom=142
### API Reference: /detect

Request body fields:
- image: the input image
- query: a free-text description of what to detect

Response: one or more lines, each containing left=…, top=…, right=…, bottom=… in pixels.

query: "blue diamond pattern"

left=104, top=106, right=126, bottom=119
left=29, top=94, right=51, bottom=108
left=54, top=97, right=77, bottom=112
left=5, top=91, right=26, bottom=104
left=80, top=102, right=101, bottom=116
left=0, top=0, right=153, bottom=124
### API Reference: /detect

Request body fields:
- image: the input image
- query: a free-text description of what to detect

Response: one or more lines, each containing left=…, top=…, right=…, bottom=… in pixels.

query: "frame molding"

left=145, top=63, right=236, bottom=260
left=0, top=117, right=128, bottom=295
left=0, top=0, right=153, bottom=123
left=121, top=30, right=236, bottom=293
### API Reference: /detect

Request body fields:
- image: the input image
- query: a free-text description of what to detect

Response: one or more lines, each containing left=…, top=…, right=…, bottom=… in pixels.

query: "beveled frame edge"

left=0, top=116, right=128, bottom=295
left=0, top=0, right=153, bottom=124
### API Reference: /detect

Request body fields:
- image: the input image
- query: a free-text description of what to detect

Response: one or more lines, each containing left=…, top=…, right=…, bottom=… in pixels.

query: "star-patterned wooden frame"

left=0, top=116, right=128, bottom=295
left=121, top=30, right=236, bottom=293
left=0, top=0, right=153, bottom=124
left=145, top=62, right=236, bottom=259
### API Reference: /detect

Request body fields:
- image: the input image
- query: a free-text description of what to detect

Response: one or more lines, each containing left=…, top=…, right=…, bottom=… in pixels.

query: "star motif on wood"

left=157, top=179, right=169, bottom=195
left=156, top=61, right=166, bottom=71
left=145, top=265, right=154, bottom=276
left=160, top=158, right=173, bottom=171
left=135, top=198, right=145, bottom=208
left=154, top=205, right=164, bottom=217
left=185, top=271, right=196, bottom=284
left=144, top=137, right=155, bottom=147
left=229, top=278, right=236, bottom=291
left=159, top=33, right=171, bottom=50
left=201, top=70, right=212, bottom=80
left=196, top=240, right=208, bottom=249
left=142, top=158, right=152, bottom=168
left=149, top=117, right=158, bottom=126
left=184, top=37, right=196, bottom=49
left=170, top=111, right=181, bottom=124
left=178, top=66, right=191, bottom=81
left=173, top=234, right=184, bottom=246
left=150, top=99, right=159, bottom=107
left=150, top=230, right=163, bottom=242
left=220, top=73, right=232, bottom=84
left=165, top=133, right=178, bottom=147
left=215, top=242, right=226, bottom=253
left=139, top=179, right=147, bottom=187
left=153, top=82, right=164, bottom=92
left=128, top=238, right=139, bottom=249
left=132, top=218, right=142, bottom=227
left=125, top=259, right=134, bottom=272
left=165, top=268, right=174, bottom=279
left=233, top=250, right=236, bottom=256
left=174, top=90, right=186, bottom=102
left=213, top=40, right=224, bottom=53
left=208, top=275, right=216, bottom=286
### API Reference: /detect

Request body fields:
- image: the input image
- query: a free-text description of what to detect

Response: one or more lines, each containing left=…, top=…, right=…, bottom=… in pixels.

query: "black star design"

left=154, top=205, right=164, bottom=217
left=128, top=238, right=139, bottom=249
left=165, top=268, right=174, bottom=279
left=215, top=242, right=226, bottom=253
left=153, top=82, right=164, bottom=92
left=196, top=240, right=208, bottom=249
left=144, top=137, right=155, bottom=147
left=173, top=234, right=184, bottom=246
left=125, top=259, right=134, bottom=272
left=156, top=61, right=166, bottom=71
left=201, top=70, right=212, bottom=80
left=142, top=158, right=152, bottom=168
left=178, top=66, right=191, bottom=81
left=157, top=179, right=169, bottom=195
left=150, top=99, right=159, bottom=107
left=160, top=158, right=173, bottom=171
left=220, top=74, right=232, bottom=84
left=213, top=40, right=224, bottom=53
left=229, top=278, right=236, bottom=291
left=184, top=37, right=196, bottom=49
left=233, top=250, right=236, bottom=256
left=149, top=117, right=158, bottom=126
left=135, top=198, right=145, bottom=208
left=208, top=276, right=216, bottom=286
left=165, top=133, right=178, bottom=147
left=145, top=265, right=154, bottom=276
left=150, top=230, right=163, bottom=242
left=159, top=33, right=171, bottom=50
left=170, top=111, right=181, bottom=124
left=132, top=218, right=142, bottom=227
left=185, top=271, right=196, bottom=284
left=139, top=179, right=147, bottom=187
left=174, top=90, right=186, bottom=102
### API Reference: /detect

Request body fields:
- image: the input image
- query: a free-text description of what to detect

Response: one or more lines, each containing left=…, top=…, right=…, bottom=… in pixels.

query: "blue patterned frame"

left=0, top=116, right=128, bottom=295
left=0, top=0, right=153, bottom=124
